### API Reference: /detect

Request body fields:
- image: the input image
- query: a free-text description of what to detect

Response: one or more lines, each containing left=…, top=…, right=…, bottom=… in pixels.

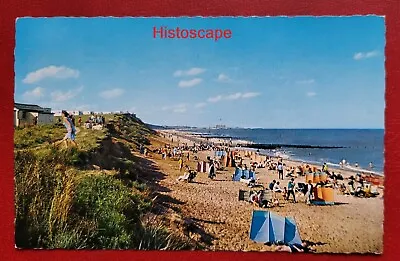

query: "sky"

left=15, top=17, right=385, bottom=128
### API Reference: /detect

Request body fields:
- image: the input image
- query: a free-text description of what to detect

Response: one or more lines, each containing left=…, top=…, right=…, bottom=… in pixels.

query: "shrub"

left=72, top=174, right=151, bottom=249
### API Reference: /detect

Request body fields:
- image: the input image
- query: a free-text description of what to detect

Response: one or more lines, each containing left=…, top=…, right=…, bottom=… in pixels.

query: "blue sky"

left=15, top=17, right=385, bottom=128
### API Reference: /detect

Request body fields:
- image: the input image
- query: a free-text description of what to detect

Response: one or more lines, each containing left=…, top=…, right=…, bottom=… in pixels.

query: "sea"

left=189, top=128, right=384, bottom=175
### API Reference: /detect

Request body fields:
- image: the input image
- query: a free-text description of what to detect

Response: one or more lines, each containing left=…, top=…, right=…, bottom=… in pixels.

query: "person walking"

left=178, top=157, right=183, bottom=171
left=305, top=180, right=314, bottom=205
left=286, top=178, right=297, bottom=203
left=277, top=160, right=284, bottom=180
left=55, top=110, right=77, bottom=148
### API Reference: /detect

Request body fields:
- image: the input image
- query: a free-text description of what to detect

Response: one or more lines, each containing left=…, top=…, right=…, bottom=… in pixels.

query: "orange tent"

left=313, top=186, right=334, bottom=203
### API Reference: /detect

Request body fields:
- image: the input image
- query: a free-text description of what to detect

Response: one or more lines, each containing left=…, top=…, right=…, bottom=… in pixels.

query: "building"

left=69, top=110, right=83, bottom=116
left=83, top=111, right=94, bottom=115
left=14, top=103, right=54, bottom=127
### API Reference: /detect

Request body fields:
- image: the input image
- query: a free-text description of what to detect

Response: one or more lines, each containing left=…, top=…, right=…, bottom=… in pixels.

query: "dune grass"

left=14, top=114, right=191, bottom=250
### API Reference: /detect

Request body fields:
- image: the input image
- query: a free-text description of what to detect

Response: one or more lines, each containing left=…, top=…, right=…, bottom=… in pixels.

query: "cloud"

left=208, top=95, right=223, bottom=103
left=51, top=86, right=83, bottom=102
left=207, top=92, right=260, bottom=103
left=99, top=88, right=125, bottom=99
left=173, top=107, right=187, bottom=113
left=216, top=73, right=232, bottom=83
left=162, top=104, right=187, bottom=113
left=23, top=66, right=80, bottom=84
left=306, top=92, right=317, bottom=97
left=226, top=92, right=242, bottom=100
left=296, top=79, right=315, bottom=84
left=353, top=50, right=380, bottom=60
left=22, top=86, right=45, bottom=100
left=178, top=78, right=203, bottom=88
left=195, top=102, right=207, bottom=108
left=174, top=67, right=206, bottom=77
left=242, top=92, right=261, bottom=98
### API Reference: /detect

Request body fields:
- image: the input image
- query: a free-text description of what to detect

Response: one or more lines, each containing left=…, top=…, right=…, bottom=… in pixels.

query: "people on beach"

left=369, top=162, right=374, bottom=169
left=269, top=180, right=276, bottom=190
left=275, top=242, right=313, bottom=253
left=277, top=160, right=284, bottom=180
left=286, top=178, right=297, bottom=203
left=322, top=162, right=328, bottom=173
left=305, top=180, right=314, bottom=205
left=273, top=181, right=283, bottom=201
left=178, top=157, right=183, bottom=171
left=177, top=165, right=197, bottom=182
left=208, top=161, right=216, bottom=179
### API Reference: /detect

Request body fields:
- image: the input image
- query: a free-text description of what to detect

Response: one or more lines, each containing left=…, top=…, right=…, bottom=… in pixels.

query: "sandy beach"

left=138, top=130, right=384, bottom=253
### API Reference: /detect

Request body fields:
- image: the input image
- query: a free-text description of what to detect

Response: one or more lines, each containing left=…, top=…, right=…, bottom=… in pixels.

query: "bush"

left=72, top=174, right=151, bottom=249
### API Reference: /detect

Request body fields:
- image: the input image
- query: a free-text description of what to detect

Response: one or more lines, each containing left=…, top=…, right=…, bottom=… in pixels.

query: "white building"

left=69, top=110, right=83, bottom=116
left=53, top=110, right=62, bottom=117
left=14, top=103, right=54, bottom=127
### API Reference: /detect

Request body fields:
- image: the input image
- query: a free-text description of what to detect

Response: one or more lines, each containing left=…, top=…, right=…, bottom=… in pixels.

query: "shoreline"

left=159, top=129, right=385, bottom=179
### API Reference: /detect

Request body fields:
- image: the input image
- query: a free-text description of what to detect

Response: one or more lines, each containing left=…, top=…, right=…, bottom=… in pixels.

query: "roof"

left=14, top=103, right=51, bottom=113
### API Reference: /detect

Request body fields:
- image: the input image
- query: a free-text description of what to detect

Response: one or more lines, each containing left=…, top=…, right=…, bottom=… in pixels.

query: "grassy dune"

left=14, top=114, right=191, bottom=250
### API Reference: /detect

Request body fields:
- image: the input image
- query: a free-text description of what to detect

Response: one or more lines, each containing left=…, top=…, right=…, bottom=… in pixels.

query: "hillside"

left=14, top=113, right=193, bottom=249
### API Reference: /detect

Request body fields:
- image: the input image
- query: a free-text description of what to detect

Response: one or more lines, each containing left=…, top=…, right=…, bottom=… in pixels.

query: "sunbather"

left=177, top=165, right=191, bottom=182
left=275, top=242, right=313, bottom=253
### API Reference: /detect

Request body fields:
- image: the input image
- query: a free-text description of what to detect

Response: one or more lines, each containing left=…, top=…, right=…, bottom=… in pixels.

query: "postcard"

left=14, top=17, right=384, bottom=254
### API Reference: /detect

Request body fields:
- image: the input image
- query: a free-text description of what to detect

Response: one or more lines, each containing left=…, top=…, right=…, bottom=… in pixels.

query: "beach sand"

left=139, top=130, right=383, bottom=253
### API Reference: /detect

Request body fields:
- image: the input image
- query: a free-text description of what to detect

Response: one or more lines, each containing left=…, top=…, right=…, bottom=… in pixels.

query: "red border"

left=1, top=0, right=399, bottom=260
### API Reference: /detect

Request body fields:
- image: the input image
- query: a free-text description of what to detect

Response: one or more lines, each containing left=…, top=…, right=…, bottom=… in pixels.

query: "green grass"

left=14, top=113, right=190, bottom=250
left=14, top=124, right=65, bottom=149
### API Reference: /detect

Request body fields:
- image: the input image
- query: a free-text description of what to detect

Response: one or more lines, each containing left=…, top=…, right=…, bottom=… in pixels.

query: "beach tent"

left=214, top=151, right=224, bottom=157
left=312, top=186, right=335, bottom=205
left=197, top=161, right=209, bottom=173
left=305, top=172, right=328, bottom=184
left=233, top=169, right=256, bottom=182
left=243, top=169, right=250, bottom=179
left=249, top=170, right=256, bottom=180
left=249, top=210, right=302, bottom=245
left=196, top=162, right=201, bottom=172
left=233, top=168, right=242, bottom=181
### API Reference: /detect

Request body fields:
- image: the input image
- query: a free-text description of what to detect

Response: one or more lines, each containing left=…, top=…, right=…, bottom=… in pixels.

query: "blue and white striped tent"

left=233, top=168, right=242, bottom=181
left=232, top=168, right=256, bottom=181
left=249, top=210, right=302, bottom=245
left=214, top=151, right=227, bottom=157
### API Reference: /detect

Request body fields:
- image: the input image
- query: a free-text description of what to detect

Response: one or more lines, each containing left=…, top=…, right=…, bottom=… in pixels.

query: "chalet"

left=69, top=111, right=83, bottom=116
left=14, top=103, right=54, bottom=127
